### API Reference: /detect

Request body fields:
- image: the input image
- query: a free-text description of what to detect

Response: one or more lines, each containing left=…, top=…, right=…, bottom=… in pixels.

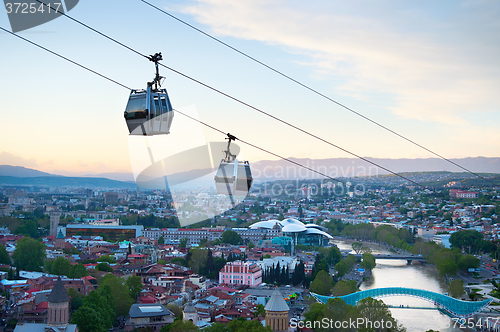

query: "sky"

left=0, top=0, right=499, bottom=176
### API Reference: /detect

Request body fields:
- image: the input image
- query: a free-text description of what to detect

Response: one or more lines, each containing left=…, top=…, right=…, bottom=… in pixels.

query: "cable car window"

left=125, top=95, right=147, bottom=119
left=153, top=96, right=161, bottom=118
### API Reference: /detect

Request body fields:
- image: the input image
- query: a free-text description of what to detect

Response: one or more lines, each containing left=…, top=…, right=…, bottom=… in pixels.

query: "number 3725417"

left=5, top=2, right=62, bottom=14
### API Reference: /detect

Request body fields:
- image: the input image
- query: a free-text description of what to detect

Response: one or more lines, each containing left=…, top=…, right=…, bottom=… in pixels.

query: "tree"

left=0, top=244, right=10, bottom=265
left=180, top=237, right=188, bottom=248
left=13, top=237, right=46, bottom=271
left=458, top=254, right=480, bottom=272
left=161, top=320, right=198, bottom=332
left=248, top=242, right=255, bottom=250
left=352, top=242, right=363, bottom=254
left=99, top=274, right=134, bottom=318
left=254, top=303, right=265, bottom=318
left=331, top=279, right=357, bottom=296
left=228, top=318, right=272, bottom=332
left=438, top=257, right=458, bottom=277
left=158, top=236, right=165, bottom=245
left=70, top=306, right=104, bottom=332
left=50, top=257, right=72, bottom=276
left=126, top=275, right=143, bottom=299
left=96, top=255, right=116, bottom=264
left=68, top=264, right=89, bottom=278
left=360, top=253, right=376, bottom=271
left=309, top=270, right=333, bottom=295
left=166, top=303, right=182, bottom=317
left=96, top=262, right=113, bottom=272
left=221, top=230, right=242, bottom=245
left=291, top=261, right=305, bottom=286
left=449, top=279, right=465, bottom=299
left=188, top=248, right=208, bottom=275
left=335, top=260, right=348, bottom=278
left=67, top=287, right=84, bottom=311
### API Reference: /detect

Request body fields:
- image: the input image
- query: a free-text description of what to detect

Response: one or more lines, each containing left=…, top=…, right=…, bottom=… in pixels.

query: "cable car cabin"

left=214, top=159, right=253, bottom=197
left=124, top=87, right=174, bottom=136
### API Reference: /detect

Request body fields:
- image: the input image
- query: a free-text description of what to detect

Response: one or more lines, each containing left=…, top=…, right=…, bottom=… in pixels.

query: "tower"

left=182, top=302, right=198, bottom=326
left=55, top=229, right=65, bottom=249
left=47, top=276, right=70, bottom=328
left=50, top=212, right=61, bottom=237
left=265, top=288, right=289, bottom=332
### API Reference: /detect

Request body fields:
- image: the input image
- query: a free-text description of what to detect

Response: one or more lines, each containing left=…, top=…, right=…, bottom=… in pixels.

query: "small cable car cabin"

left=124, top=53, right=174, bottom=136
left=214, top=134, right=253, bottom=197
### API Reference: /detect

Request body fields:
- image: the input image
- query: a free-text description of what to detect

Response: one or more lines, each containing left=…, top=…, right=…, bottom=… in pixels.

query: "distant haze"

left=1, top=157, right=498, bottom=183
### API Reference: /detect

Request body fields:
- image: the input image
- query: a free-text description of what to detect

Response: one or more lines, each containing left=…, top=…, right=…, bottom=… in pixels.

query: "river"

left=335, top=239, right=462, bottom=332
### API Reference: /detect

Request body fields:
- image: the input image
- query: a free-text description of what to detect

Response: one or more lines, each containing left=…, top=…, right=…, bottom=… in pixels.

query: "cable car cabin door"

left=149, top=89, right=172, bottom=135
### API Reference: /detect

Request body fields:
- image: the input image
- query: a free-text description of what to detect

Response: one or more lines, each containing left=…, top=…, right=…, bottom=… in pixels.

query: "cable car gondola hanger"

left=124, top=52, right=174, bottom=136
left=214, top=133, right=253, bottom=199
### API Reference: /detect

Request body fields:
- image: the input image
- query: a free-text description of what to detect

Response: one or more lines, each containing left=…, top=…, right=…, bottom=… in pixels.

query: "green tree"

left=310, top=270, right=334, bottom=295
left=335, top=260, right=348, bottom=278
left=67, top=287, right=84, bottom=311
left=360, top=253, right=376, bottom=271
left=180, top=237, right=188, bottom=248
left=228, top=318, right=272, bottom=332
left=449, top=279, right=465, bottom=299
left=13, top=237, right=46, bottom=271
left=438, top=257, right=458, bottom=277
left=50, top=257, right=72, bottom=276
left=126, top=275, right=143, bottom=299
left=96, top=255, right=116, bottom=264
left=248, top=242, right=255, bottom=250
left=70, top=306, right=104, bottom=332
left=331, top=279, right=358, bottom=296
left=158, top=236, right=165, bottom=245
left=221, top=230, right=242, bottom=245
left=188, top=248, right=208, bottom=275
left=166, top=303, right=182, bottom=317
left=254, top=303, right=265, bottom=317
left=99, top=273, right=134, bottom=318
left=69, top=264, right=89, bottom=278
left=291, top=261, right=305, bottom=286
left=161, top=320, right=198, bottom=332
left=458, top=254, right=480, bottom=272
left=0, top=244, right=10, bottom=265
left=96, top=262, right=113, bottom=272
left=352, top=242, right=363, bottom=254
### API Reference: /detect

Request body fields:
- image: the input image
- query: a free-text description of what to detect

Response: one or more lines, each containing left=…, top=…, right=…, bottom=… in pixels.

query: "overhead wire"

left=26, top=1, right=434, bottom=189
left=0, top=25, right=360, bottom=188
left=139, top=0, right=495, bottom=186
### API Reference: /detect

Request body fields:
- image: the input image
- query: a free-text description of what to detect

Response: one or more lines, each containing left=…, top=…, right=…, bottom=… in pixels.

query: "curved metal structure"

left=311, top=287, right=492, bottom=318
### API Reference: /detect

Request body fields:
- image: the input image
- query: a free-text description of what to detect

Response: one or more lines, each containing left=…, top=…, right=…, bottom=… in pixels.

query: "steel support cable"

left=1, top=26, right=357, bottom=188
left=139, top=0, right=494, bottom=185
left=1, top=17, right=428, bottom=189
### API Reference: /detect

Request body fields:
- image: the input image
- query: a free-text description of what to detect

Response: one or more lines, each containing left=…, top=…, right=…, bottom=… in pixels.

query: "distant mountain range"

left=0, top=156, right=498, bottom=187
left=0, top=166, right=136, bottom=189
left=250, top=157, right=500, bottom=180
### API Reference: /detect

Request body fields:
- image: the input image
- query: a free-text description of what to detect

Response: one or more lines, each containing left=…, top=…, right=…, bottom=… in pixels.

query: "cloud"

left=177, top=0, right=500, bottom=125
left=0, top=151, right=39, bottom=168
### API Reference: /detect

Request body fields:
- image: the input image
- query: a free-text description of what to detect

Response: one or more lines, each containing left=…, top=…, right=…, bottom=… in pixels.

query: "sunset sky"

left=1, top=0, right=499, bottom=176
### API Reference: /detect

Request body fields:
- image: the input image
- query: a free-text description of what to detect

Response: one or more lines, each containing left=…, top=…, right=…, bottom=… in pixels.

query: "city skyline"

left=1, top=0, right=499, bottom=176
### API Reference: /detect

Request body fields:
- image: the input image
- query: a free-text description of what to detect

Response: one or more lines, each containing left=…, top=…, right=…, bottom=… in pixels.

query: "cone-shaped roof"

left=48, top=276, right=70, bottom=303
left=56, top=229, right=65, bottom=239
left=184, top=302, right=196, bottom=313
left=264, top=288, right=289, bottom=312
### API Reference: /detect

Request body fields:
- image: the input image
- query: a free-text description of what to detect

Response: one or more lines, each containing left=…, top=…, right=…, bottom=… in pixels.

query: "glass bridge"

left=311, top=287, right=492, bottom=317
